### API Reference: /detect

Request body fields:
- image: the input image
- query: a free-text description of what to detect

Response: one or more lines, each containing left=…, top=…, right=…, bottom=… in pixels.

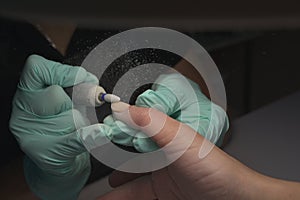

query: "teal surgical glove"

left=104, top=73, right=229, bottom=152
left=9, top=55, right=108, bottom=200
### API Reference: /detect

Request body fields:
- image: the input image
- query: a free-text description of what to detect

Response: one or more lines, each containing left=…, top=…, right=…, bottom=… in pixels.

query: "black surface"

left=1, top=1, right=300, bottom=30
left=224, top=91, right=300, bottom=181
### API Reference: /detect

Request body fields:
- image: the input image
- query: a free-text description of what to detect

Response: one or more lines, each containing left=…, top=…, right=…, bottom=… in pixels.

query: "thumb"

left=111, top=102, right=197, bottom=149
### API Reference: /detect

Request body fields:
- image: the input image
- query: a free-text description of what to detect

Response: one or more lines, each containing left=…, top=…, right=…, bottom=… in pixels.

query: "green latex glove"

left=104, top=73, right=229, bottom=152
left=9, top=55, right=112, bottom=200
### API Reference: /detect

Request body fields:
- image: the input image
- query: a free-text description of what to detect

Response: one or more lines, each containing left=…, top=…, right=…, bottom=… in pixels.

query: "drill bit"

left=99, top=93, right=121, bottom=103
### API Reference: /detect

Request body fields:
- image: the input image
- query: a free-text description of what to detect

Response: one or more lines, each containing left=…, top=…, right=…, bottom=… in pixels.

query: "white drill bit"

left=99, top=93, right=121, bottom=103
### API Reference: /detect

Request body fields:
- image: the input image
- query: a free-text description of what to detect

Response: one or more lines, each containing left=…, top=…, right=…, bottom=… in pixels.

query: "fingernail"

left=111, top=102, right=130, bottom=113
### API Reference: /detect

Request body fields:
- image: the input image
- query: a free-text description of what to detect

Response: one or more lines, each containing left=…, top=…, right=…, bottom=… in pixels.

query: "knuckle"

left=47, top=84, right=64, bottom=94
left=25, top=55, right=42, bottom=70
left=24, top=55, right=45, bottom=79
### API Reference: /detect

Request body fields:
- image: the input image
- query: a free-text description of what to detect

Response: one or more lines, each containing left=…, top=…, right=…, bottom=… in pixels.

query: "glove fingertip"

left=78, top=124, right=113, bottom=151
left=136, top=90, right=168, bottom=113
left=132, top=136, right=159, bottom=153
left=136, top=90, right=157, bottom=106
left=103, top=115, right=115, bottom=125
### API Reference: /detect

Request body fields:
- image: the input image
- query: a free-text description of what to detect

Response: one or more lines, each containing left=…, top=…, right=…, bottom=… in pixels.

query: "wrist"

left=259, top=176, right=300, bottom=199
left=238, top=170, right=300, bottom=200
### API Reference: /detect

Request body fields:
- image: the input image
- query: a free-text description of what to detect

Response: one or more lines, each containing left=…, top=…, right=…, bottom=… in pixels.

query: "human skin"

left=28, top=25, right=299, bottom=198
left=97, top=102, right=300, bottom=200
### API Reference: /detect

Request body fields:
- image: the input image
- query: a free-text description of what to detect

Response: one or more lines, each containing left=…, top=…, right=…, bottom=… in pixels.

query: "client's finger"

left=97, top=175, right=156, bottom=200
left=111, top=102, right=202, bottom=158
left=111, top=102, right=194, bottom=148
left=109, top=170, right=150, bottom=188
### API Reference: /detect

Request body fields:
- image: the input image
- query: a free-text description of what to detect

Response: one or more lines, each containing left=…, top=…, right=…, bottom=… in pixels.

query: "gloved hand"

left=104, top=73, right=229, bottom=152
left=9, top=55, right=112, bottom=200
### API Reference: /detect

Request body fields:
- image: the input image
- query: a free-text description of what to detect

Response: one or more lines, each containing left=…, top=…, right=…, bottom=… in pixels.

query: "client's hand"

left=99, top=102, right=300, bottom=200
left=103, top=73, right=229, bottom=152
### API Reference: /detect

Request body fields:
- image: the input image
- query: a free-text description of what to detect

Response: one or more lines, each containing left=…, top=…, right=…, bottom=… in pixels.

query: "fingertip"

left=111, top=102, right=152, bottom=129
left=135, top=90, right=154, bottom=106
left=111, top=102, right=178, bottom=147
left=136, top=90, right=161, bottom=110
left=78, top=123, right=112, bottom=151
left=111, top=102, right=130, bottom=113
left=103, top=115, right=115, bottom=125
left=26, top=54, right=45, bottom=65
